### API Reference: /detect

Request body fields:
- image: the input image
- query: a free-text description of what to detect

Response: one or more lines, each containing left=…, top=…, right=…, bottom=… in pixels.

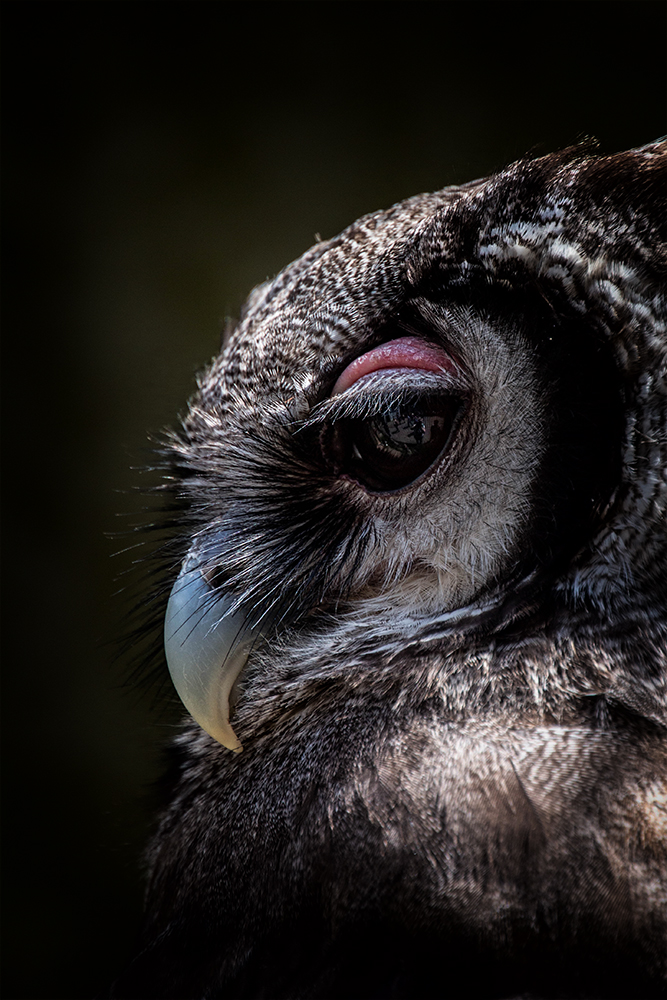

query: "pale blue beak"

left=164, top=555, right=270, bottom=752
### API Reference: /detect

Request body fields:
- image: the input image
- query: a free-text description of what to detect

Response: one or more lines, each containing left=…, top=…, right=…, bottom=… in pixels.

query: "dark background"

left=2, top=4, right=665, bottom=998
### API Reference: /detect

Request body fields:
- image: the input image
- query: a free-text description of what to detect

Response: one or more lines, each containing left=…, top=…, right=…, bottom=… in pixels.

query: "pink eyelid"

left=332, top=337, right=458, bottom=396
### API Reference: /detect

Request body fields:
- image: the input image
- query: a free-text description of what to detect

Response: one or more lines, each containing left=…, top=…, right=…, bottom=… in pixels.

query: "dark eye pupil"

left=364, top=412, right=445, bottom=456
left=326, top=396, right=462, bottom=491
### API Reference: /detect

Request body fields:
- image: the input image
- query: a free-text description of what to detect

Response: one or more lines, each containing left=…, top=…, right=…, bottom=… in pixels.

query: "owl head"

left=162, top=140, right=666, bottom=754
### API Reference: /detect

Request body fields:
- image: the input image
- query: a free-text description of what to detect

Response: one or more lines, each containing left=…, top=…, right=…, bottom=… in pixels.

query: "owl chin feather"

left=110, top=140, right=667, bottom=1000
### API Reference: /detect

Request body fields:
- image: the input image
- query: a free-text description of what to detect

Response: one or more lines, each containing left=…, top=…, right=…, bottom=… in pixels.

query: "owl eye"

left=324, top=394, right=463, bottom=492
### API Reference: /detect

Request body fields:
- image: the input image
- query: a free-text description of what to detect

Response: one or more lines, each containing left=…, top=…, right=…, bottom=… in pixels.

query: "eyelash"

left=298, top=368, right=465, bottom=433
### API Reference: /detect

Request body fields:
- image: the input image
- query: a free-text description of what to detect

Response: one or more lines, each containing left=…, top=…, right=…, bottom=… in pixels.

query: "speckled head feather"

left=112, top=141, right=667, bottom=1000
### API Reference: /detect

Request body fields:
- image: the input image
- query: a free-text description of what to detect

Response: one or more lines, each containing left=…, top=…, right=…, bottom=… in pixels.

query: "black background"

left=2, top=3, right=665, bottom=998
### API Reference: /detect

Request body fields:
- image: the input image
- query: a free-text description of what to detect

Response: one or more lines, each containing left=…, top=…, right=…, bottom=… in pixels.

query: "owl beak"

left=164, top=556, right=270, bottom=752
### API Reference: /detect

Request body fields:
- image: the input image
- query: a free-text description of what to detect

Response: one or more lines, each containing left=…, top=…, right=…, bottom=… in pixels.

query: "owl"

left=110, top=141, right=667, bottom=999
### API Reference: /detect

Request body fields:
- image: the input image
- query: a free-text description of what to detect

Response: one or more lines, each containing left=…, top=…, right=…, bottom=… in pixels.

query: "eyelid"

left=332, top=337, right=459, bottom=395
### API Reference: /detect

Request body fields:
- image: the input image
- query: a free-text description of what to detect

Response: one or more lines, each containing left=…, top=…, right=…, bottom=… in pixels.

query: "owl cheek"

left=163, top=554, right=273, bottom=752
